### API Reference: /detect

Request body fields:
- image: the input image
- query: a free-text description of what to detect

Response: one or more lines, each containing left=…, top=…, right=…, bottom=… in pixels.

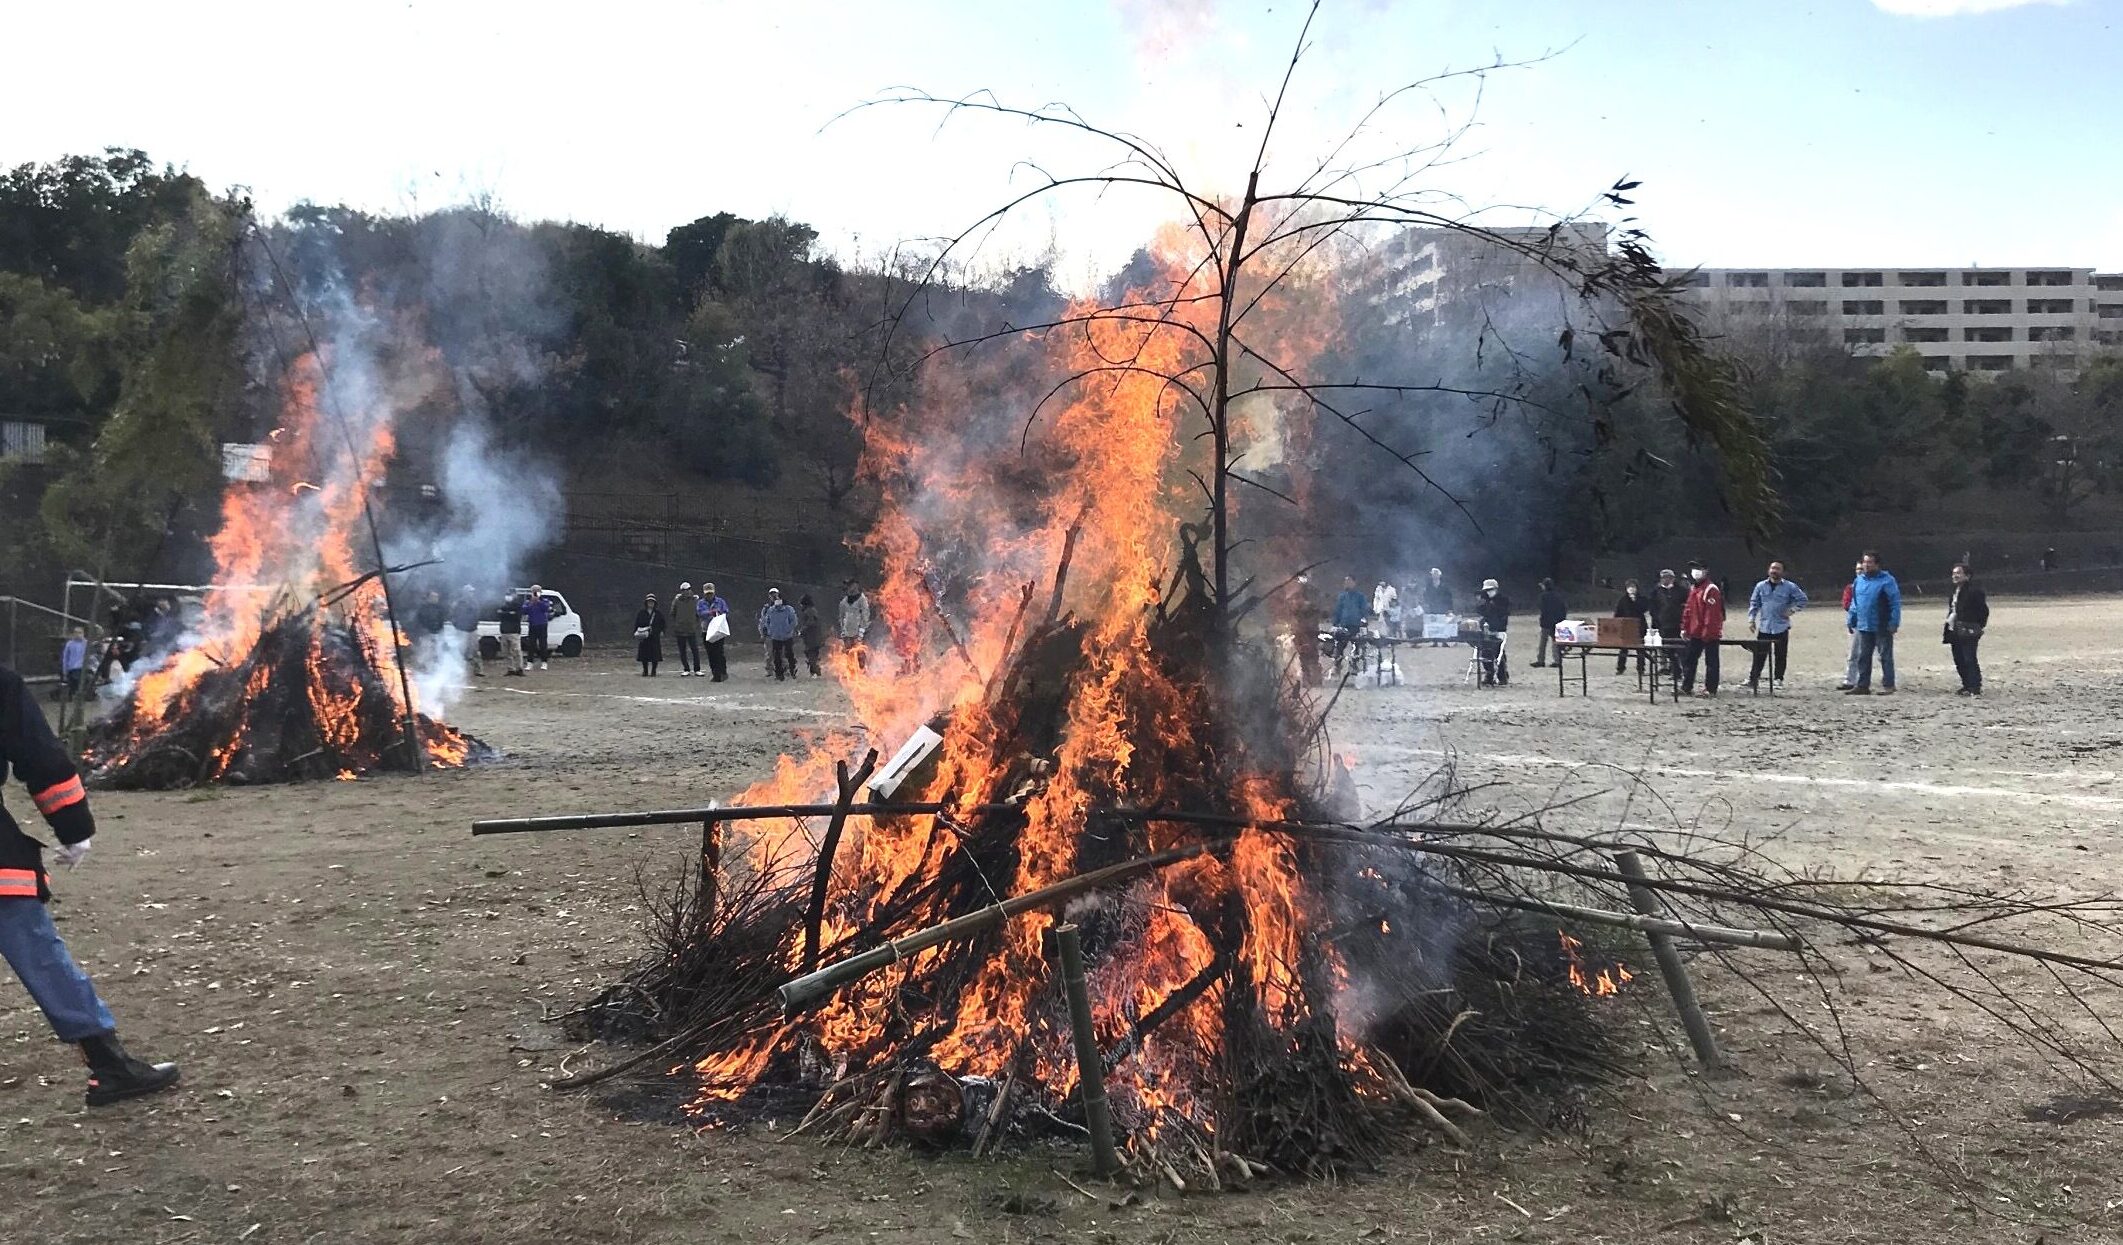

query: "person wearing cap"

left=1648, top=569, right=1687, bottom=643
left=523, top=584, right=554, bottom=671
left=1474, top=578, right=1511, bottom=686
left=670, top=582, right=703, bottom=677
left=698, top=582, right=732, bottom=681
left=633, top=594, right=667, bottom=676
left=758, top=587, right=801, bottom=682
left=1678, top=559, right=1725, bottom=697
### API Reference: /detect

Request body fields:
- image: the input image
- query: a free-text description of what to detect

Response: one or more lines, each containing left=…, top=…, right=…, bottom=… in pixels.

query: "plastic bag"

left=705, top=614, right=731, bottom=642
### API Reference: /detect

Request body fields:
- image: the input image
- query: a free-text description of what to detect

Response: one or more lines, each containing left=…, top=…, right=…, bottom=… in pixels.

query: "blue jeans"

left=1855, top=630, right=1896, bottom=690
left=0, top=898, right=117, bottom=1041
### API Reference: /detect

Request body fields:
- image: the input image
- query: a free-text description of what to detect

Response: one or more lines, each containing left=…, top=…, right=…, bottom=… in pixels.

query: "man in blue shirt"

left=1844, top=550, right=1902, bottom=696
left=1744, top=561, right=1808, bottom=691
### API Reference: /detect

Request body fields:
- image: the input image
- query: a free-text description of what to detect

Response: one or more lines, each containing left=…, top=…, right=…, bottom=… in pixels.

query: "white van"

left=477, top=589, right=585, bottom=660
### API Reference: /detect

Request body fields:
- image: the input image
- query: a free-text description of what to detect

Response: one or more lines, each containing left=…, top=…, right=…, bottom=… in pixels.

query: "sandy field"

left=7, top=595, right=2123, bottom=1244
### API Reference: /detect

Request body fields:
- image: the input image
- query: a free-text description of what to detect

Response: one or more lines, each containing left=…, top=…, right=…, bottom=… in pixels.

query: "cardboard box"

left=1595, top=616, right=1644, bottom=647
left=1552, top=620, right=1596, bottom=645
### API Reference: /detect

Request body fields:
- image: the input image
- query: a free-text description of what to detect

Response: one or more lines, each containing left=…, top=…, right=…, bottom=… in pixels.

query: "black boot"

left=80, top=1034, right=181, bottom=1106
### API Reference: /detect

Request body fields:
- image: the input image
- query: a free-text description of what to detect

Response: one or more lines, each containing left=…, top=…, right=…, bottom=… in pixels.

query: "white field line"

left=1361, top=743, right=2123, bottom=810
left=479, top=684, right=855, bottom=720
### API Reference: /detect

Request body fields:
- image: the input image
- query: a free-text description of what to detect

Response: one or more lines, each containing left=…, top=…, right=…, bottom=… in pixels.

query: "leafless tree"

left=853, top=0, right=1772, bottom=618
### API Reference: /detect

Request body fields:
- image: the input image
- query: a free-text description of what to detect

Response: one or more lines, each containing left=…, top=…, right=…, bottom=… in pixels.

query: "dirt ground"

left=8, top=597, right=2123, bottom=1244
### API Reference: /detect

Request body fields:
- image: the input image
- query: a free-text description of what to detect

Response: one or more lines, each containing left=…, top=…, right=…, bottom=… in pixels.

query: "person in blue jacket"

left=1329, top=576, right=1369, bottom=667
left=1844, top=550, right=1902, bottom=695
left=1744, top=561, right=1809, bottom=690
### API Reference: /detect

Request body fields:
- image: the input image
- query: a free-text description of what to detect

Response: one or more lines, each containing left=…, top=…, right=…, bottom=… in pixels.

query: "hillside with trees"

left=4, top=148, right=2120, bottom=615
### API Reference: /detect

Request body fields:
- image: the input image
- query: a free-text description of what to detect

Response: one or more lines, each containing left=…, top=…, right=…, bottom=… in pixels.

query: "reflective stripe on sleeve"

left=0, top=868, right=41, bottom=897
left=32, top=774, right=86, bottom=816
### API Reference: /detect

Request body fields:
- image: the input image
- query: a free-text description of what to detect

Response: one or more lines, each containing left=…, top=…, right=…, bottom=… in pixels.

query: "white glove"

left=52, top=837, right=92, bottom=870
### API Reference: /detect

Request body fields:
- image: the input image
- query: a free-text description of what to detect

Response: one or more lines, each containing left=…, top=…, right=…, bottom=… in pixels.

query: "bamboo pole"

left=777, top=843, right=1213, bottom=1016
left=1430, top=884, right=1800, bottom=953
left=1054, top=924, right=1119, bottom=1177
left=469, top=801, right=1017, bottom=836
left=1615, top=849, right=1722, bottom=1067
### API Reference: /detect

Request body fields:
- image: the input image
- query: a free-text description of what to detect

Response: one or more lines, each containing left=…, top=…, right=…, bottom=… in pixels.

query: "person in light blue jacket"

left=1843, top=551, right=1902, bottom=695
left=1744, top=561, right=1808, bottom=690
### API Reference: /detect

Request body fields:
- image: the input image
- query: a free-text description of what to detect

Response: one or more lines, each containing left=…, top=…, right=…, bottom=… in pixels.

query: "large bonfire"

left=571, top=248, right=1635, bottom=1178
left=85, top=349, right=481, bottom=788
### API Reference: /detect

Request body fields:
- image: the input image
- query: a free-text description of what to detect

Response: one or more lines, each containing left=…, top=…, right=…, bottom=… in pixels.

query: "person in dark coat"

left=2, top=662, right=181, bottom=1105
left=1474, top=578, right=1511, bottom=686
left=633, top=594, right=667, bottom=677
left=1420, top=567, right=1453, bottom=617
left=1611, top=578, right=1650, bottom=673
left=496, top=592, right=525, bottom=677
left=1944, top=563, right=1990, bottom=696
left=698, top=582, right=731, bottom=682
left=798, top=594, right=826, bottom=676
left=1532, top=578, right=1568, bottom=667
left=670, top=583, right=703, bottom=677
left=1648, top=568, right=1686, bottom=639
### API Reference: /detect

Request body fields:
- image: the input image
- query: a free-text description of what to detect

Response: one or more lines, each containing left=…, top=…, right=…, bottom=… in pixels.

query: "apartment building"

left=1358, top=222, right=1612, bottom=330
left=1679, top=266, right=2123, bottom=373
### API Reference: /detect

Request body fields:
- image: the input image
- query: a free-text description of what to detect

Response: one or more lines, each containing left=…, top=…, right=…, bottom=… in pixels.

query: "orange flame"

left=1558, top=931, right=1635, bottom=998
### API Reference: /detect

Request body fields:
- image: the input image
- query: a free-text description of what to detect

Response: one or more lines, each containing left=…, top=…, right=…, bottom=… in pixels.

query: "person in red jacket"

left=1, top=663, right=180, bottom=1105
left=1678, top=558, right=1725, bottom=697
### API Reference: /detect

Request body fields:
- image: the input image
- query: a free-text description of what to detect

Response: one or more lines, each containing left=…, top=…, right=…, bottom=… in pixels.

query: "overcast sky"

left=7, top=0, right=2119, bottom=278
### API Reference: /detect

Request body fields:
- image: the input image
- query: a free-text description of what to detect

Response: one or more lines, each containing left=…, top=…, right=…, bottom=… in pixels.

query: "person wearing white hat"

left=670, top=582, right=703, bottom=676
left=1475, top=578, right=1511, bottom=686
left=1420, top=567, right=1453, bottom=617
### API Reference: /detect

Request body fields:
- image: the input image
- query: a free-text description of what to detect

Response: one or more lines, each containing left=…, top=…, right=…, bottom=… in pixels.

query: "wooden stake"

left=1614, top=849, right=1723, bottom=1067
left=700, top=817, right=722, bottom=932
left=802, top=749, right=880, bottom=975
left=1054, top=923, right=1119, bottom=1178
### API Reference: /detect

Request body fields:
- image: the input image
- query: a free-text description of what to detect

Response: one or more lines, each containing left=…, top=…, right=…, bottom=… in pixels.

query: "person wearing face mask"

left=1678, top=559, right=1725, bottom=697
left=1944, top=562, right=1989, bottom=696
left=1745, top=561, right=1808, bottom=691
left=1611, top=578, right=1650, bottom=674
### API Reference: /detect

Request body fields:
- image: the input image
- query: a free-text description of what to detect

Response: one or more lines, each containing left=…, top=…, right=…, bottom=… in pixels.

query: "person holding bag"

left=698, top=582, right=731, bottom=681
left=633, top=594, right=667, bottom=677
left=1944, top=563, right=1989, bottom=697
